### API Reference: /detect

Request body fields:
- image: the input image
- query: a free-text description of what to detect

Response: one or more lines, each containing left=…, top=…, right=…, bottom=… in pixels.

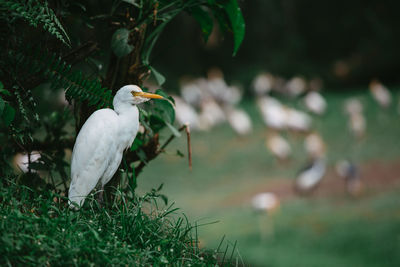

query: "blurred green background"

left=137, top=1, right=400, bottom=266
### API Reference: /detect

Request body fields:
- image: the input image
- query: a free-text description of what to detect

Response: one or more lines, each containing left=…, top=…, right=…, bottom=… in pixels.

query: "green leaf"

left=165, top=122, right=181, bottom=137
left=130, top=137, right=143, bottom=152
left=189, top=6, right=213, bottom=43
left=221, top=0, right=245, bottom=56
left=2, top=104, right=15, bottom=126
left=0, top=98, right=5, bottom=112
left=111, top=28, right=134, bottom=57
left=149, top=66, right=166, bottom=86
left=122, top=0, right=139, bottom=7
left=209, top=0, right=245, bottom=56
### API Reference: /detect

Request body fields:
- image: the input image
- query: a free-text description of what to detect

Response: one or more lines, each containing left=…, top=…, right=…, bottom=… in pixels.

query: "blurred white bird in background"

left=197, top=98, right=226, bottom=130
left=252, top=72, right=274, bottom=96
left=304, top=132, right=326, bottom=160
left=369, top=79, right=392, bottom=108
left=336, top=160, right=363, bottom=197
left=180, top=78, right=208, bottom=108
left=68, top=85, right=164, bottom=208
left=172, top=95, right=201, bottom=130
left=251, top=192, right=280, bottom=240
left=251, top=192, right=280, bottom=213
left=345, top=98, right=366, bottom=139
left=266, top=132, right=292, bottom=161
left=284, top=107, right=312, bottom=132
left=295, top=158, right=327, bottom=194
left=13, top=151, right=41, bottom=173
left=224, top=106, right=252, bottom=136
left=304, top=91, right=327, bottom=115
left=285, top=76, right=307, bottom=97
left=257, top=96, right=287, bottom=130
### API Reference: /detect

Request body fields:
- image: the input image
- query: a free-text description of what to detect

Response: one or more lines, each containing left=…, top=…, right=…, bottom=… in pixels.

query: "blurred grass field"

left=137, top=88, right=400, bottom=266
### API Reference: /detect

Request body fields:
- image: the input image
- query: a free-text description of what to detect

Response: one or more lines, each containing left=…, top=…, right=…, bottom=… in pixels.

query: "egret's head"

left=114, top=85, right=163, bottom=107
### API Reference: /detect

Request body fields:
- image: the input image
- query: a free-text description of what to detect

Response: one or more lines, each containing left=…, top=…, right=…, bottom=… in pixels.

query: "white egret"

left=257, top=96, right=287, bottom=130
left=295, top=158, right=326, bottom=194
left=304, top=91, right=327, bottom=115
left=13, top=151, right=41, bottom=173
left=304, top=132, right=326, bottom=160
left=336, top=160, right=362, bottom=197
left=172, top=95, right=201, bottom=130
left=252, top=72, right=274, bottom=96
left=369, top=79, right=391, bottom=108
left=68, top=85, right=163, bottom=208
left=224, top=106, right=252, bottom=136
left=266, top=133, right=291, bottom=161
left=345, top=98, right=366, bottom=138
left=285, top=76, right=307, bottom=97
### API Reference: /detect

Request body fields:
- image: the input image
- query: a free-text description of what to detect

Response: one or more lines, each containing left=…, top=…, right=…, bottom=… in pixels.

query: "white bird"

left=285, top=76, right=307, bottom=97
left=266, top=133, right=291, bottom=160
left=252, top=72, right=274, bottom=96
left=345, top=98, right=366, bottom=138
left=224, top=106, right=252, bottom=136
left=304, top=91, right=327, bottom=115
left=172, top=95, right=201, bottom=130
left=369, top=79, right=392, bottom=108
left=13, top=151, right=41, bottom=173
left=284, top=107, right=312, bottom=132
left=304, top=132, right=326, bottom=160
left=257, top=96, right=287, bottom=130
left=295, top=158, right=326, bottom=194
left=197, top=98, right=226, bottom=130
left=251, top=192, right=279, bottom=213
left=335, top=160, right=362, bottom=197
left=68, top=85, right=163, bottom=208
left=180, top=78, right=207, bottom=108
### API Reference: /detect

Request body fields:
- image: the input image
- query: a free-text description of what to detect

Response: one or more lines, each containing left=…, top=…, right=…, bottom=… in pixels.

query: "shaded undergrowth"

left=0, top=178, right=240, bottom=266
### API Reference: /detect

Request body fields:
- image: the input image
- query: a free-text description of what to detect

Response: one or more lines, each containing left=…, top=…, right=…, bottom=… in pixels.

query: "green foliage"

left=111, top=28, right=134, bottom=58
left=0, top=179, right=232, bottom=266
left=0, top=82, right=16, bottom=126
left=0, top=0, right=70, bottom=45
left=0, top=0, right=245, bottom=198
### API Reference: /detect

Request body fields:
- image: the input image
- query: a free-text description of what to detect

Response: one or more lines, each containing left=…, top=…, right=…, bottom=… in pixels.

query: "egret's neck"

left=114, top=102, right=140, bottom=150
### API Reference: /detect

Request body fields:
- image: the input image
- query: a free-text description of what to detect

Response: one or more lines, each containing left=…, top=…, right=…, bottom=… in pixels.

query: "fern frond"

left=40, top=52, right=113, bottom=108
left=0, top=0, right=70, bottom=45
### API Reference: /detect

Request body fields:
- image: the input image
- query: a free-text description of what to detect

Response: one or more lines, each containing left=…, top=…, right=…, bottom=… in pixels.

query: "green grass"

left=137, top=88, right=400, bottom=266
left=0, top=179, right=240, bottom=266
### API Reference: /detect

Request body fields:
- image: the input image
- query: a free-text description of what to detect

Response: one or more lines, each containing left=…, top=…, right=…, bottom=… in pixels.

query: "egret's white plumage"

left=345, top=98, right=366, bottom=138
left=284, top=107, right=312, bottom=132
left=304, top=132, right=326, bottom=160
left=295, top=159, right=326, bottom=193
left=304, top=91, right=327, bottom=115
left=172, top=95, right=201, bottom=130
left=224, top=106, right=252, bottom=136
left=266, top=133, right=291, bottom=160
left=13, top=151, right=41, bottom=173
left=369, top=80, right=391, bottom=108
left=252, top=72, right=274, bottom=96
left=257, top=96, right=287, bottom=130
left=285, top=76, right=307, bottom=97
left=68, top=85, right=163, bottom=207
left=251, top=192, right=279, bottom=213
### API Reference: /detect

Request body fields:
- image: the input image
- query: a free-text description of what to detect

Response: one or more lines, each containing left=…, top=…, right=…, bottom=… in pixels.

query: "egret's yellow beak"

left=131, top=91, right=164, bottom=99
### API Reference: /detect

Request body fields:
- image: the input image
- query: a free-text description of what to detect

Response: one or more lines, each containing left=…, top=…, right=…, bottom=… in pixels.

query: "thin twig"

left=185, top=124, right=192, bottom=171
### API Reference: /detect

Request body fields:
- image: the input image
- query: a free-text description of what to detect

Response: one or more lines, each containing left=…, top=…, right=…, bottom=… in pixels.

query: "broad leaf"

left=189, top=6, right=213, bottom=43
left=209, top=0, right=245, bottom=56
left=111, top=28, right=134, bottom=57
left=165, top=121, right=181, bottom=137
left=150, top=66, right=166, bottom=86
left=2, top=104, right=15, bottom=126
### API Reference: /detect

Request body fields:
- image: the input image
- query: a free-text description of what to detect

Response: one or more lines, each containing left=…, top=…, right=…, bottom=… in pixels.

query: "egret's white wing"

left=69, top=109, right=119, bottom=206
